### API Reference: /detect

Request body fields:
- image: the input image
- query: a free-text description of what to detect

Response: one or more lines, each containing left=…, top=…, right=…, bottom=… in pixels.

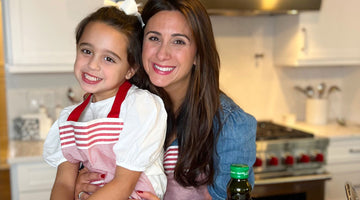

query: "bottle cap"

left=230, top=164, right=249, bottom=179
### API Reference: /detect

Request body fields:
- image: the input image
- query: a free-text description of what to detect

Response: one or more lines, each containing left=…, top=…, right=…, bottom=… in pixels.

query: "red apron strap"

left=108, top=81, right=132, bottom=118
left=67, top=93, right=92, bottom=121
left=66, top=81, right=132, bottom=121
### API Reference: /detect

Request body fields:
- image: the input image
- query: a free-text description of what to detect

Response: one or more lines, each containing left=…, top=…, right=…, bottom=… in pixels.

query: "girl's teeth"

left=85, top=73, right=101, bottom=81
left=154, top=64, right=174, bottom=72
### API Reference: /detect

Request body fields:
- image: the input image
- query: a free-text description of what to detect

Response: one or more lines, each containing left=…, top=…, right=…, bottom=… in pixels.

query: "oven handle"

left=349, top=148, right=360, bottom=153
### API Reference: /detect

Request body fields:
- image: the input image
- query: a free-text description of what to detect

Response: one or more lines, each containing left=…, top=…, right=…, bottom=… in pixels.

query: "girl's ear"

left=125, top=66, right=138, bottom=80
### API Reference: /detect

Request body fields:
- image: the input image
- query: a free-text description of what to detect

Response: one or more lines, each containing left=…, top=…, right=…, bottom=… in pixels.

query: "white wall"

left=211, top=15, right=359, bottom=123
left=6, top=15, right=360, bottom=138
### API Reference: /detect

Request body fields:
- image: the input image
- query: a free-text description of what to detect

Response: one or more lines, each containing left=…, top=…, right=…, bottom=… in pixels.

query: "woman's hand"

left=132, top=190, right=160, bottom=200
left=75, top=167, right=103, bottom=200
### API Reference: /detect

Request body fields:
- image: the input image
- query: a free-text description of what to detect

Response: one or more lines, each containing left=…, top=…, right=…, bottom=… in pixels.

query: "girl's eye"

left=81, top=49, right=92, bottom=55
left=174, top=39, right=186, bottom=45
left=104, top=56, right=115, bottom=63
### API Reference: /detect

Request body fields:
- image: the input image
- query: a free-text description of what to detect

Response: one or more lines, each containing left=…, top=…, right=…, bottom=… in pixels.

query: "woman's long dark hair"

left=142, top=0, right=222, bottom=187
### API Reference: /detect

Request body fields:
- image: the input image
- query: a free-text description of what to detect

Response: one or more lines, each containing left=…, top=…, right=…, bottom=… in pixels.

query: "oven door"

left=252, top=173, right=331, bottom=200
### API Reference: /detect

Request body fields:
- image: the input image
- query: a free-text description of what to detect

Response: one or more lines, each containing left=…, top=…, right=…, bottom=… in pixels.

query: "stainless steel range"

left=254, top=121, right=329, bottom=180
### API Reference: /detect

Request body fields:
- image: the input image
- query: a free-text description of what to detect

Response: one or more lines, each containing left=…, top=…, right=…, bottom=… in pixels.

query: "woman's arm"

left=88, top=166, right=141, bottom=200
left=208, top=99, right=257, bottom=200
left=51, top=161, right=79, bottom=200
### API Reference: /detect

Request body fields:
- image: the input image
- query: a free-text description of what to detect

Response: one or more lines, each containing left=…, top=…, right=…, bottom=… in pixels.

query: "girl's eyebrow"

left=78, top=42, right=122, bottom=61
left=145, top=31, right=191, bottom=42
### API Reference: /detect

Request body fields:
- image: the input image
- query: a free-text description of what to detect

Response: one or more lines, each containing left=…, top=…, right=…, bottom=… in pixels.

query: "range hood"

left=198, top=0, right=322, bottom=16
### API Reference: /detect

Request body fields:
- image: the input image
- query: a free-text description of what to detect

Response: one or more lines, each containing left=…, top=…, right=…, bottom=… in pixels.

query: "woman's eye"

left=104, top=56, right=115, bottom=63
left=148, top=36, right=159, bottom=41
left=174, top=39, right=186, bottom=45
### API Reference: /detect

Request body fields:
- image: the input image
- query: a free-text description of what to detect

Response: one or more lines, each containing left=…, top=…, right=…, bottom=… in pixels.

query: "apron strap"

left=67, top=92, right=92, bottom=121
left=66, top=81, right=132, bottom=121
left=108, top=81, right=132, bottom=118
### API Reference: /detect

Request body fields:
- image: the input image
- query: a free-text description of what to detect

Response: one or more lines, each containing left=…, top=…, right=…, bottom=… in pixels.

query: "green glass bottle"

left=226, top=164, right=252, bottom=200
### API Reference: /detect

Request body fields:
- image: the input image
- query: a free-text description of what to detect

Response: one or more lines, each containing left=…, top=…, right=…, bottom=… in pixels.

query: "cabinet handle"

left=301, top=27, right=308, bottom=53
left=349, top=149, right=360, bottom=153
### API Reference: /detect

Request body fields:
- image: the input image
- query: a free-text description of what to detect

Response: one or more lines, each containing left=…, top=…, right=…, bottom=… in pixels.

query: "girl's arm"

left=88, top=166, right=141, bottom=200
left=51, top=161, right=79, bottom=200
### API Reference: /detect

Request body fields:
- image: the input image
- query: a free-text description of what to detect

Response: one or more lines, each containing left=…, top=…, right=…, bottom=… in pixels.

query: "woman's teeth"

left=154, top=64, right=175, bottom=72
left=84, top=73, right=101, bottom=81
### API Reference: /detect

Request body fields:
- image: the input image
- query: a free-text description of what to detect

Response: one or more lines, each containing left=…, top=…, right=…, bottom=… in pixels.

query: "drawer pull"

left=349, top=149, right=360, bottom=153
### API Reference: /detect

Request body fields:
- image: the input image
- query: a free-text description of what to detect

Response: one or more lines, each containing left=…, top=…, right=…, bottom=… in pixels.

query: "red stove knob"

left=269, top=157, right=279, bottom=166
left=300, top=154, right=310, bottom=163
left=284, top=155, right=294, bottom=165
left=254, top=157, right=262, bottom=167
left=315, top=153, right=324, bottom=162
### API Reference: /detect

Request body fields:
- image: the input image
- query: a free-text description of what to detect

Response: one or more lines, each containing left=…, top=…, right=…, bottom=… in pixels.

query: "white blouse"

left=43, top=85, right=167, bottom=198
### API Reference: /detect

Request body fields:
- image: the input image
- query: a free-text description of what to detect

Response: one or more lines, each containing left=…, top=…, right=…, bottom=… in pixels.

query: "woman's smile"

left=153, top=63, right=176, bottom=74
left=142, top=10, right=197, bottom=94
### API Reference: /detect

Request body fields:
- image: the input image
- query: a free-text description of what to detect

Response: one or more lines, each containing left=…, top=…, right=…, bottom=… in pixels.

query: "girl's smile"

left=74, top=22, right=135, bottom=102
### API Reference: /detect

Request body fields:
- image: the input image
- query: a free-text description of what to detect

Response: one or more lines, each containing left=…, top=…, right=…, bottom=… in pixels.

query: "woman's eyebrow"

left=145, top=30, right=161, bottom=36
left=172, top=33, right=190, bottom=41
left=145, top=31, right=190, bottom=41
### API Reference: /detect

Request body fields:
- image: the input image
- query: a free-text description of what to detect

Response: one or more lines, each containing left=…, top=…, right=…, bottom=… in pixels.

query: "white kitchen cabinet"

left=9, top=159, right=56, bottom=200
left=1, top=0, right=103, bottom=73
left=325, top=136, right=360, bottom=200
left=273, top=0, right=360, bottom=67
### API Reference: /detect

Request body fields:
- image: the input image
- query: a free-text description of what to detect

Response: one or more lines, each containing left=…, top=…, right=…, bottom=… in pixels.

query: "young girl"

left=43, top=3, right=167, bottom=200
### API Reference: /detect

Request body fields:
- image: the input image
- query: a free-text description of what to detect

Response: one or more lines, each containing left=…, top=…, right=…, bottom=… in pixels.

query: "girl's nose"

left=88, top=57, right=100, bottom=70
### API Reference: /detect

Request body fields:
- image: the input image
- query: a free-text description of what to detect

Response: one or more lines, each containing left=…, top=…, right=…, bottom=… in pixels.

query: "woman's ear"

left=125, top=66, right=137, bottom=80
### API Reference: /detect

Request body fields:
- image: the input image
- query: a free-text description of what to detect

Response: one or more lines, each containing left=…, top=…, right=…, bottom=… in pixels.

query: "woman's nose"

left=156, top=43, right=171, bottom=60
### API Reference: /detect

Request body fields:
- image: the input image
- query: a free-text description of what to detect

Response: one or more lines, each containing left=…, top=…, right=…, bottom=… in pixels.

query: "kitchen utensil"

left=327, top=85, right=341, bottom=98
left=336, top=117, right=347, bottom=126
left=305, top=86, right=315, bottom=98
left=294, top=86, right=307, bottom=97
left=317, top=82, right=326, bottom=99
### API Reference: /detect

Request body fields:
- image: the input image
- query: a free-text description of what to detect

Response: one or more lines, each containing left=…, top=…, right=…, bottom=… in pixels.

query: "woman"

left=76, top=0, right=256, bottom=199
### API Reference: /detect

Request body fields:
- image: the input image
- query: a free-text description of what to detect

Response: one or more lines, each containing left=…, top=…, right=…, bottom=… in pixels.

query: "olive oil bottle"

left=226, top=164, right=252, bottom=200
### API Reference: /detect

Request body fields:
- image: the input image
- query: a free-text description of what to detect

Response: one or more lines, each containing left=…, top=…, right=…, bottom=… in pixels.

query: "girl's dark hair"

left=76, top=6, right=142, bottom=73
left=75, top=6, right=174, bottom=129
left=141, top=0, right=222, bottom=187
left=75, top=6, right=172, bottom=108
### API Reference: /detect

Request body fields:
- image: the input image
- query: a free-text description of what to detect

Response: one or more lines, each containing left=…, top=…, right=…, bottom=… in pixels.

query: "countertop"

left=7, top=140, right=45, bottom=165
left=274, top=120, right=360, bottom=141
left=7, top=121, right=360, bottom=164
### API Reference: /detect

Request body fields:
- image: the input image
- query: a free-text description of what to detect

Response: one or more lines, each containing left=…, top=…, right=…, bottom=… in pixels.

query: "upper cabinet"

left=273, top=0, right=360, bottom=67
left=1, top=0, right=103, bottom=73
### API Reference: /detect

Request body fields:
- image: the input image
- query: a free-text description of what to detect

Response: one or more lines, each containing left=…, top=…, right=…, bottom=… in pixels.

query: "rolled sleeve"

left=208, top=96, right=257, bottom=200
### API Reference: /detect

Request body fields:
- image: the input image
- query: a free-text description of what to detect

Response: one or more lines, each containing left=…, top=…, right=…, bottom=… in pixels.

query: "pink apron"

left=59, top=81, right=156, bottom=199
left=163, top=145, right=212, bottom=200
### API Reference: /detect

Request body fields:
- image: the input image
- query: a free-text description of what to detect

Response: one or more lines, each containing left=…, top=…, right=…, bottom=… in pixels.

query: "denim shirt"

left=207, top=93, right=257, bottom=200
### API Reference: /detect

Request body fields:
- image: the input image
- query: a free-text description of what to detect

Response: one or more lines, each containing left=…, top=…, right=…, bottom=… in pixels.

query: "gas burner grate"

left=256, top=121, right=314, bottom=141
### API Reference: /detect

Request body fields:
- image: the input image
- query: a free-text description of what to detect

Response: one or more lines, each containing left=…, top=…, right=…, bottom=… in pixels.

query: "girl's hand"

left=132, top=190, right=160, bottom=200
left=75, top=167, right=103, bottom=200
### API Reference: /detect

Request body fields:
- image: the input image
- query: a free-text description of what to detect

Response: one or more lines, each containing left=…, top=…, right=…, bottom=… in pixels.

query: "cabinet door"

left=274, top=0, right=360, bottom=67
left=10, top=161, right=57, bottom=200
left=19, top=190, right=52, bottom=200
left=2, top=0, right=103, bottom=73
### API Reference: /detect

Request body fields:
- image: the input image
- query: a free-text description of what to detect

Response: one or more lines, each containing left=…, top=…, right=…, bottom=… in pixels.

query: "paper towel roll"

left=305, top=98, right=328, bottom=125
